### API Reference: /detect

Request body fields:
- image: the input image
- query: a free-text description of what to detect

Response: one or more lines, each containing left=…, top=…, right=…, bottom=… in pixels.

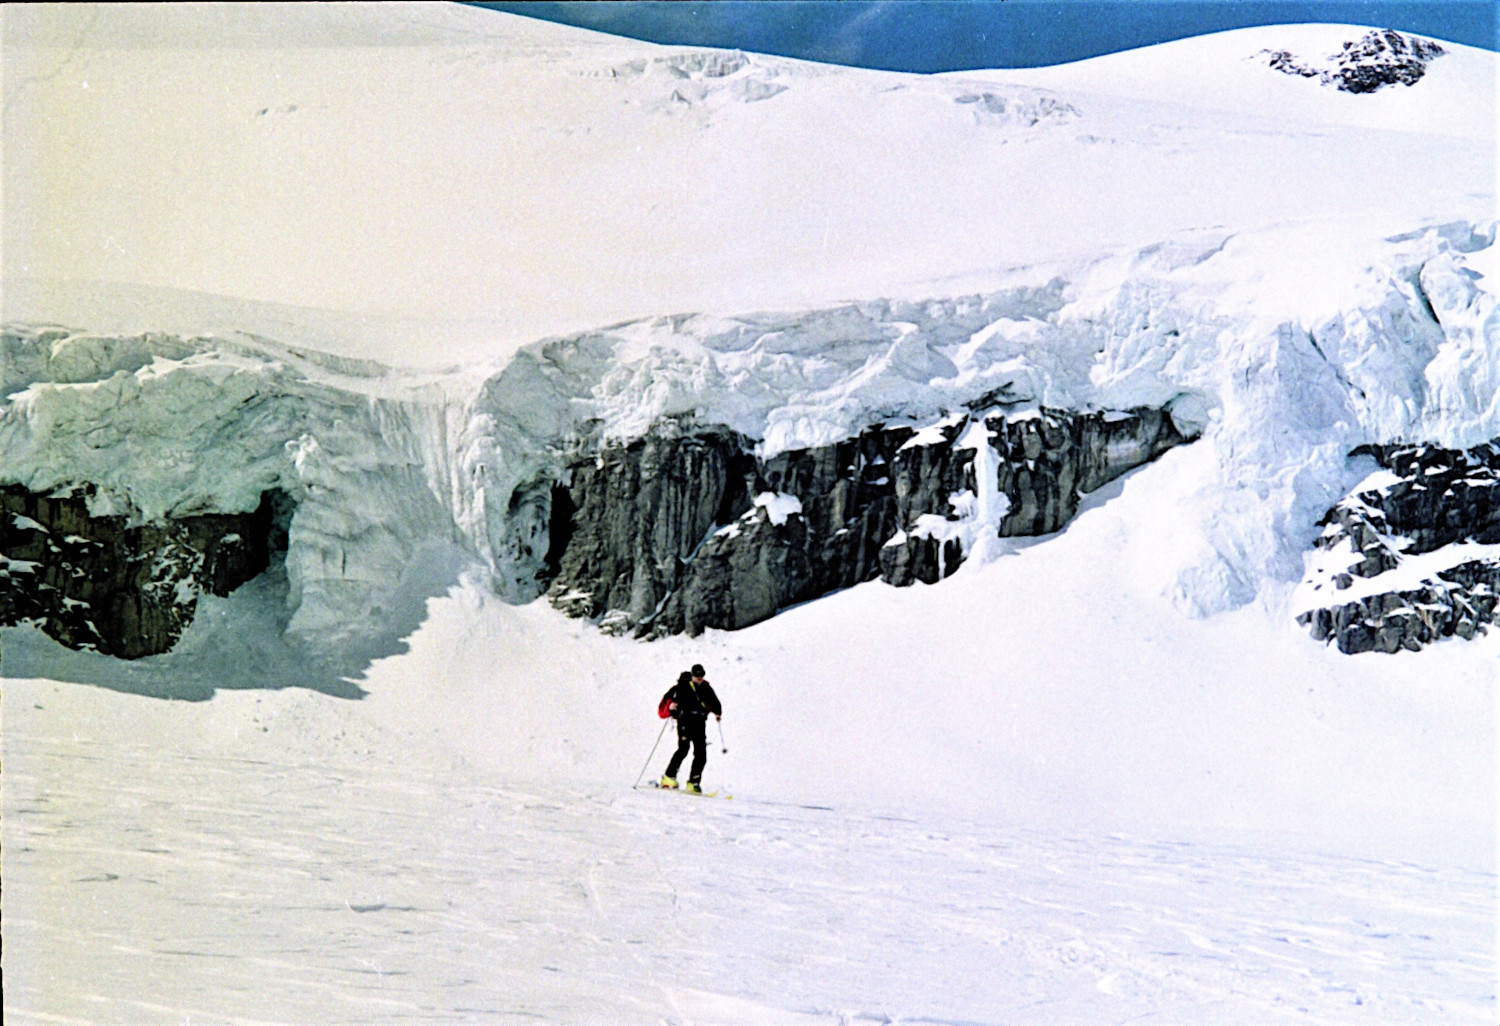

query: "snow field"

left=4, top=680, right=1494, bottom=1026
left=7, top=435, right=1495, bottom=1022
left=5, top=11, right=1493, bottom=350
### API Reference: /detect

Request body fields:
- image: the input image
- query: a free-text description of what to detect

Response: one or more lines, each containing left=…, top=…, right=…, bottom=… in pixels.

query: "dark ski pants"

left=664, top=716, right=708, bottom=784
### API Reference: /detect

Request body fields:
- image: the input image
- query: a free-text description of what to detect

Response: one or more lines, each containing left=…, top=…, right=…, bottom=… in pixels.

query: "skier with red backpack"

left=658, top=664, right=722, bottom=793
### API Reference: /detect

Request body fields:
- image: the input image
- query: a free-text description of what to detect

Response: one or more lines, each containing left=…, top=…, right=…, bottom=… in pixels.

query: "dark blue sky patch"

left=468, top=1, right=1497, bottom=71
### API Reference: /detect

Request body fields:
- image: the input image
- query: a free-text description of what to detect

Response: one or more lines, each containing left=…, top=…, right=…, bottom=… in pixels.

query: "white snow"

left=10, top=512, right=46, bottom=532
left=2, top=5, right=1496, bottom=1023
left=4, top=449, right=1496, bottom=1022
left=751, top=491, right=803, bottom=527
left=905, top=416, right=1014, bottom=572
left=898, top=411, right=965, bottom=449
left=4, top=10, right=1493, bottom=356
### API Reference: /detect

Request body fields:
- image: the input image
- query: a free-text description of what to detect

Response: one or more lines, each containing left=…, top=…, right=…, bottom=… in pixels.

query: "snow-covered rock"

left=0, top=326, right=475, bottom=655
left=1261, top=29, right=1447, bottom=93
left=1296, top=441, right=1500, bottom=652
left=542, top=405, right=1189, bottom=638
left=3, top=213, right=1496, bottom=655
left=0, top=482, right=286, bottom=657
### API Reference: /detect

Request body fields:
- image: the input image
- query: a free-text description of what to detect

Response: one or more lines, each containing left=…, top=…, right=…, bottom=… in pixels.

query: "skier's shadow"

left=0, top=548, right=470, bottom=702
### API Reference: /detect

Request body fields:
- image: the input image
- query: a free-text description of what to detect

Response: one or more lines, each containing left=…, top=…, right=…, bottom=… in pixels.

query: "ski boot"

left=684, top=781, right=702, bottom=794
left=659, top=776, right=679, bottom=789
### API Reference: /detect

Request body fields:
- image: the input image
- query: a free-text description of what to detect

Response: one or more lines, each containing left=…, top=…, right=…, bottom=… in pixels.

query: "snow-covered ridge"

left=982, top=23, right=1492, bottom=140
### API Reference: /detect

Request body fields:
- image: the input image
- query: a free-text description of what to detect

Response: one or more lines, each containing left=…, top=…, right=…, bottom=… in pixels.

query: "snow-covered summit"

left=984, top=23, right=1492, bottom=140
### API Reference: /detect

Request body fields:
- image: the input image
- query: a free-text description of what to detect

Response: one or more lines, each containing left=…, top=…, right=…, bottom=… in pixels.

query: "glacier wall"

left=0, top=328, right=474, bottom=656
left=2, top=217, right=1495, bottom=658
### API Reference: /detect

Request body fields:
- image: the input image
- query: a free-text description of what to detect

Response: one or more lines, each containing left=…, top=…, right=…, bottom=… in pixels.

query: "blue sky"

left=469, top=1, right=1497, bottom=70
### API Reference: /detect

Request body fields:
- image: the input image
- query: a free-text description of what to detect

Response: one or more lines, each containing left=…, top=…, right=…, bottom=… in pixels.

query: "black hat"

left=691, top=664, right=705, bottom=677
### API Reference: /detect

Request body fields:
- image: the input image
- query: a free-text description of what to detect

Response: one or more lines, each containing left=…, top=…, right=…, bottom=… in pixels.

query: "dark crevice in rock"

left=1, top=485, right=295, bottom=659
left=541, top=482, right=577, bottom=581
left=545, top=404, right=1194, bottom=638
left=1298, top=440, right=1500, bottom=654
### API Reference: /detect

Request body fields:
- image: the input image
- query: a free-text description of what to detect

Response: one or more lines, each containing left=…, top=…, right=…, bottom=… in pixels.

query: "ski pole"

left=633, top=719, right=671, bottom=789
left=717, top=719, right=727, bottom=754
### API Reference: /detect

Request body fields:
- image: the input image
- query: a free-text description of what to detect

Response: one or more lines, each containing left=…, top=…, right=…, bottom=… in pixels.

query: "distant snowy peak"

left=1260, top=29, right=1446, bottom=93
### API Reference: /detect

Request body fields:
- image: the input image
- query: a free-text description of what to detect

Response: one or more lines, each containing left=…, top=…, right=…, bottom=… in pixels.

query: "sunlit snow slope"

left=2, top=0, right=1495, bottom=861
left=4, top=4, right=1493, bottom=353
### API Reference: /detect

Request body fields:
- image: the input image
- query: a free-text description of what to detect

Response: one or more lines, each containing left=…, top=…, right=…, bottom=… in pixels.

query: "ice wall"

left=2, top=216, right=1494, bottom=656
left=472, top=217, right=1499, bottom=619
left=0, top=329, right=476, bottom=654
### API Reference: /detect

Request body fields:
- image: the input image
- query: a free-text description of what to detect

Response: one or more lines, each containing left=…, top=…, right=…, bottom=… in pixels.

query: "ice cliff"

left=2, top=217, right=1496, bottom=657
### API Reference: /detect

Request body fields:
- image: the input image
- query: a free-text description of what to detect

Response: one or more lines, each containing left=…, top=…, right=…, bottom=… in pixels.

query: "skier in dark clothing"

left=660, top=664, right=722, bottom=792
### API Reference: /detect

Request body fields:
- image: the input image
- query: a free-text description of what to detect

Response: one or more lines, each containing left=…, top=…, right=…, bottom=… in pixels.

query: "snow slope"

left=984, top=23, right=1493, bottom=139
left=3, top=5, right=1497, bottom=1022
left=4, top=7, right=1494, bottom=354
left=4, top=448, right=1496, bottom=1022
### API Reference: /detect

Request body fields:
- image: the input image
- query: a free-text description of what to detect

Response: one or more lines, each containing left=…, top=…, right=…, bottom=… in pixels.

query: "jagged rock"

left=1300, top=562, right=1500, bottom=654
left=1297, top=440, right=1500, bottom=653
left=1262, top=30, right=1445, bottom=94
left=0, top=485, right=292, bottom=658
left=659, top=422, right=933, bottom=635
left=544, top=424, right=758, bottom=625
left=547, top=404, right=1193, bottom=637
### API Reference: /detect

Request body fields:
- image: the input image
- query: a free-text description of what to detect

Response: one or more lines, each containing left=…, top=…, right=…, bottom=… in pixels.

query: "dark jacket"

left=662, top=679, right=721, bottom=721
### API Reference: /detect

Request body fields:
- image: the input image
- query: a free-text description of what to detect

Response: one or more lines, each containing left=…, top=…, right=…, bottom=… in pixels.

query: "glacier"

left=3, top=216, right=1495, bottom=654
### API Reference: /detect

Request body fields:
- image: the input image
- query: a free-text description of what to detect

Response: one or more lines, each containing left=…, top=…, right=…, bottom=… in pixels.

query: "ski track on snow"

left=5, top=725, right=1492, bottom=1025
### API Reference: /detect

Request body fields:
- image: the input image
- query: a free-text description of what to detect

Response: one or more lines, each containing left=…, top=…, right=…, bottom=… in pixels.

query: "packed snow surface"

left=2, top=4, right=1497, bottom=1023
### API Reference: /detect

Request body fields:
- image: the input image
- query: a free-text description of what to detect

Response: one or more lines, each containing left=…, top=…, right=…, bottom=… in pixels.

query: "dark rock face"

left=546, top=425, right=758, bottom=629
left=547, top=405, right=1193, bottom=637
left=1262, top=30, right=1445, bottom=94
left=0, top=485, right=292, bottom=658
left=1298, top=441, right=1500, bottom=654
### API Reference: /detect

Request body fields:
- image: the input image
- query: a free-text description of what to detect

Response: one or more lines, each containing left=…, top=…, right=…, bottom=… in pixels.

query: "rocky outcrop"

left=545, top=425, right=759, bottom=629
left=1297, top=441, right=1500, bottom=654
left=0, top=485, right=293, bottom=658
left=1261, top=30, right=1445, bottom=94
left=547, top=404, right=1194, bottom=637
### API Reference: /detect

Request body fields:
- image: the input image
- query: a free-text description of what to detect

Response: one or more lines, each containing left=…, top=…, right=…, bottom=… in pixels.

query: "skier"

left=659, top=663, right=722, bottom=793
